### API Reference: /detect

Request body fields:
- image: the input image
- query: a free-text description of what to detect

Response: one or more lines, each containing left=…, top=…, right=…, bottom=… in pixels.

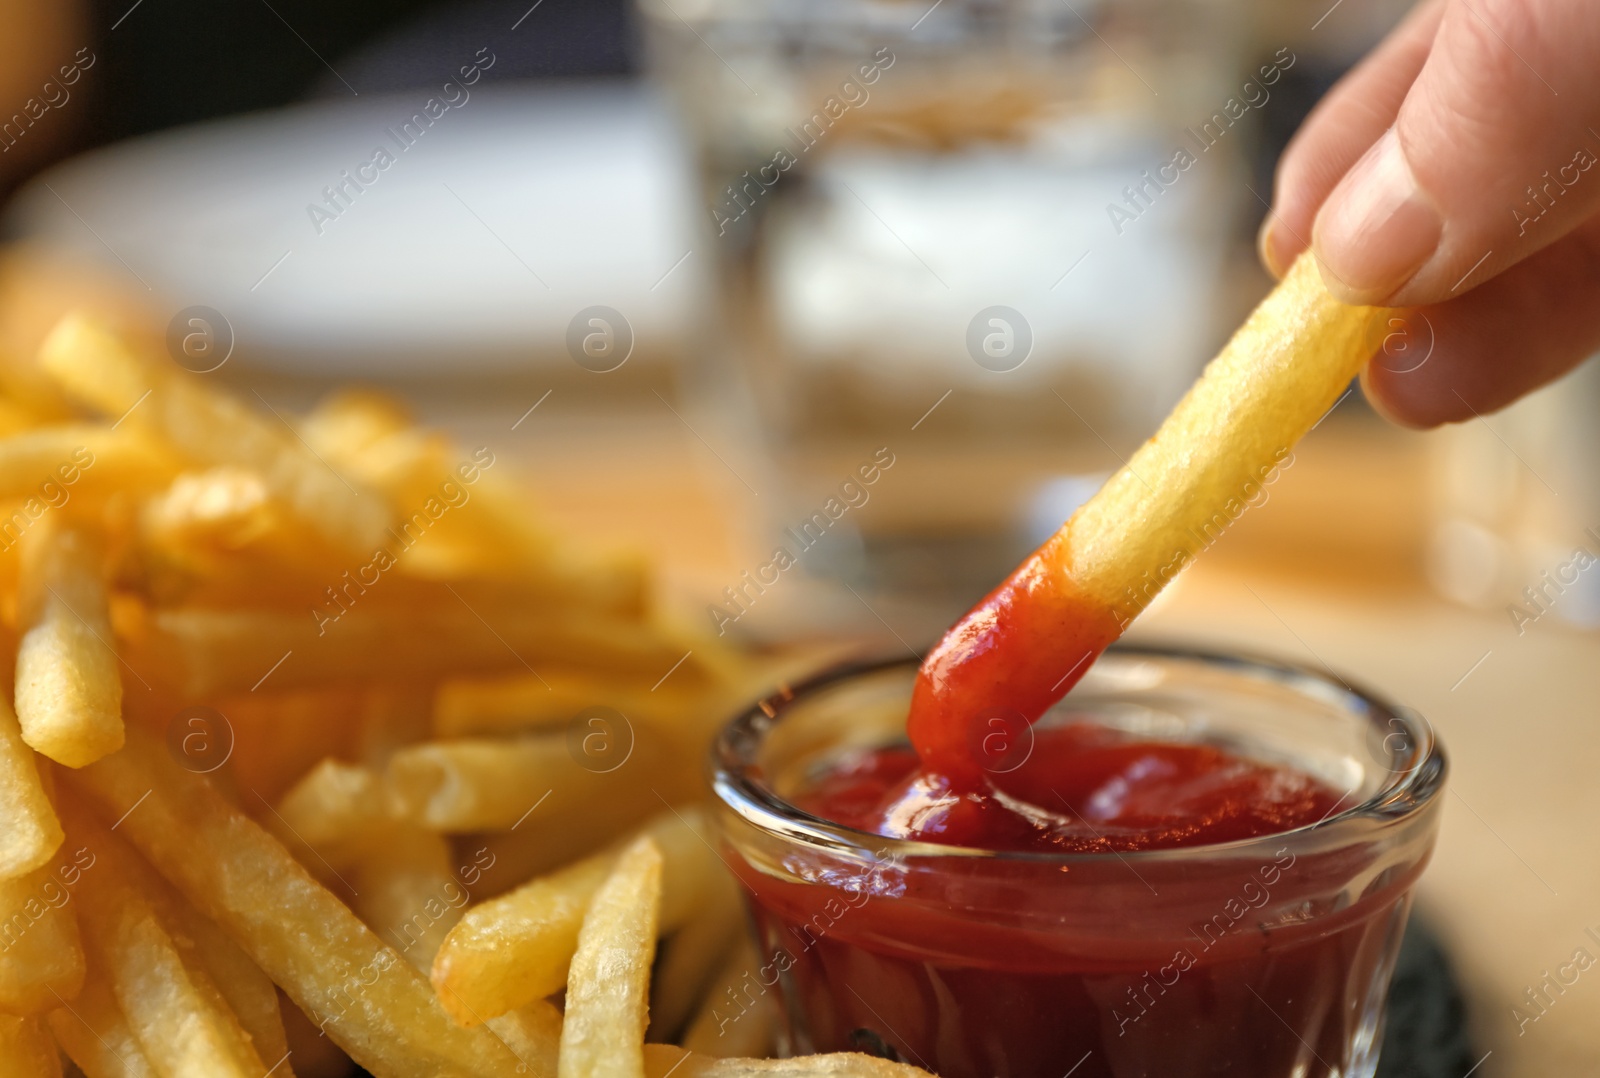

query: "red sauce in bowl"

left=727, top=716, right=1421, bottom=1078
left=795, top=722, right=1346, bottom=854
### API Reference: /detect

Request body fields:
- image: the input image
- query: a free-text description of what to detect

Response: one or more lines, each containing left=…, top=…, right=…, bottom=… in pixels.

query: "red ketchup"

left=728, top=548, right=1421, bottom=1076
left=796, top=723, right=1345, bottom=856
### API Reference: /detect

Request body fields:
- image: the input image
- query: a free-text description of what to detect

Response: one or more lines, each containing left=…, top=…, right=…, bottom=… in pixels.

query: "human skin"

left=1260, top=0, right=1600, bottom=428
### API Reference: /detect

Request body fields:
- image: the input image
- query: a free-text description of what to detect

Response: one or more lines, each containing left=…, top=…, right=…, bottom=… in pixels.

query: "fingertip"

left=1358, top=363, right=1442, bottom=430
left=1256, top=216, right=1297, bottom=281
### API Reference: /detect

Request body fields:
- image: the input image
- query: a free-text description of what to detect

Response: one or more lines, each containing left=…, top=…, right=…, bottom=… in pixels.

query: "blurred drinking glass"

left=642, top=0, right=1266, bottom=631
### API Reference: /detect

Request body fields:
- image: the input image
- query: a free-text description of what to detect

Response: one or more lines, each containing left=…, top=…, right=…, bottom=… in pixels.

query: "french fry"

left=278, top=988, right=361, bottom=1078
left=0, top=399, right=41, bottom=439
left=1068, top=251, right=1387, bottom=609
left=386, top=735, right=573, bottom=832
left=67, top=805, right=270, bottom=1078
left=272, top=758, right=390, bottom=867
left=432, top=809, right=719, bottom=1024
left=0, top=690, right=62, bottom=878
left=0, top=424, right=177, bottom=506
left=356, top=686, right=433, bottom=767
left=387, top=727, right=702, bottom=834
left=0, top=244, right=158, bottom=420
left=645, top=1047, right=932, bottom=1078
left=129, top=604, right=697, bottom=698
left=650, top=868, right=743, bottom=1043
left=128, top=467, right=340, bottom=604
left=683, top=940, right=775, bottom=1058
left=433, top=671, right=706, bottom=740
left=348, top=824, right=463, bottom=971
left=466, top=784, right=680, bottom=893
left=300, top=391, right=634, bottom=599
left=0, top=848, right=87, bottom=1014
left=15, top=520, right=124, bottom=767
left=60, top=797, right=291, bottom=1071
left=46, top=969, right=160, bottom=1078
left=558, top=835, right=663, bottom=1078
left=432, top=850, right=611, bottom=1025
left=37, top=314, right=391, bottom=554
left=65, top=727, right=532, bottom=1077
left=484, top=1001, right=562, bottom=1078
left=299, top=389, right=414, bottom=461
left=0, top=1014, right=61, bottom=1078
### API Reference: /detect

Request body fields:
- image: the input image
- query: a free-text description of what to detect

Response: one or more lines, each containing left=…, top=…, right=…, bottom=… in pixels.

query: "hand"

left=1260, top=0, right=1600, bottom=427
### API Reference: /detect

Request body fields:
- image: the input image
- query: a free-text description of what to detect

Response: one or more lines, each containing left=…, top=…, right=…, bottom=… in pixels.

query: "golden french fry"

left=300, top=389, right=414, bottom=460
left=278, top=987, right=361, bottom=1078
left=433, top=672, right=613, bottom=738
left=431, top=809, right=717, bottom=1024
left=0, top=1014, right=61, bottom=1078
left=34, top=316, right=145, bottom=415
left=385, top=736, right=572, bottom=832
left=143, top=464, right=271, bottom=530
left=0, top=424, right=177, bottom=510
left=0, top=845, right=88, bottom=1014
left=682, top=939, right=775, bottom=1058
left=484, top=1000, right=562, bottom=1078
left=129, top=479, right=357, bottom=612
left=558, top=835, right=662, bottom=1078
left=61, top=797, right=291, bottom=1072
left=0, top=399, right=41, bottom=439
left=433, top=850, right=611, bottom=1026
left=348, top=824, right=463, bottom=972
left=650, top=868, right=743, bottom=1042
left=356, top=686, right=433, bottom=767
left=0, top=690, right=62, bottom=878
left=130, top=604, right=696, bottom=698
left=14, top=520, right=124, bottom=767
left=1068, top=251, right=1387, bottom=613
left=0, top=244, right=155, bottom=419
left=37, top=314, right=390, bottom=554
left=467, top=787, right=671, bottom=892
left=187, top=929, right=295, bottom=1074
left=65, top=728, right=528, bottom=1077
left=299, top=392, right=624, bottom=597
left=67, top=807, right=270, bottom=1078
left=387, top=721, right=706, bottom=836
left=433, top=671, right=707, bottom=740
left=645, top=1046, right=931, bottom=1078
left=46, top=969, right=160, bottom=1078
left=272, top=758, right=390, bottom=866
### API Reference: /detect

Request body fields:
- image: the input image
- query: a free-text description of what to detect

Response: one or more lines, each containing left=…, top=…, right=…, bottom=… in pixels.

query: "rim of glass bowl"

left=710, top=641, right=1447, bottom=865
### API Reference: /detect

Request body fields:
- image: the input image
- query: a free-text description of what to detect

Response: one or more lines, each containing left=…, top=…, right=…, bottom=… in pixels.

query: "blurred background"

left=0, top=0, right=1596, bottom=1073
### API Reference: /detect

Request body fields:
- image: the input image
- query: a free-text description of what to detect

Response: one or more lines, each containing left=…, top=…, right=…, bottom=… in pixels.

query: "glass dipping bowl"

left=710, top=645, right=1446, bottom=1078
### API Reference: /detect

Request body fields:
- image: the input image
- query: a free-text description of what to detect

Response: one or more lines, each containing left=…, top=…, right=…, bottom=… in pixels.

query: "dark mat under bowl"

left=1377, top=916, right=1478, bottom=1078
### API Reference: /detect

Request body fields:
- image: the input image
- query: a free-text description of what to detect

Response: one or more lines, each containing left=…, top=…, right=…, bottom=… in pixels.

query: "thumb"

left=1312, top=0, right=1600, bottom=307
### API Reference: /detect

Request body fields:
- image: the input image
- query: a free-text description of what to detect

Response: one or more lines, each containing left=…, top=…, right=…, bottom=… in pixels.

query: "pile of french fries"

left=0, top=303, right=926, bottom=1078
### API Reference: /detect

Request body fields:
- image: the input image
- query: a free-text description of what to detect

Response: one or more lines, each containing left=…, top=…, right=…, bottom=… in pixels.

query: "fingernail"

left=1312, top=128, right=1441, bottom=305
left=1257, top=217, right=1292, bottom=279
